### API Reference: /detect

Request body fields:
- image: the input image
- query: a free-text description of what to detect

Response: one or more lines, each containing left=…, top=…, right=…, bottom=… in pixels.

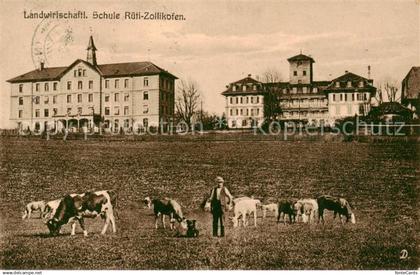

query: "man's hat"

left=215, top=176, right=224, bottom=183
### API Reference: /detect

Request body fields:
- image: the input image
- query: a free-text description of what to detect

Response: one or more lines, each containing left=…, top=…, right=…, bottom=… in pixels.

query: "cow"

left=42, top=199, right=62, bottom=220
left=294, top=199, right=318, bottom=223
left=261, top=203, right=278, bottom=219
left=144, top=197, right=185, bottom=230
left=317, top=195, right=356, bottom=224
left=46, top=190, right=117, bottom=236
left=22, top=200, right=46, bottom=219
left=230, top=198, right=261, bottom=228
left=277, top=200, right=297, bottom=224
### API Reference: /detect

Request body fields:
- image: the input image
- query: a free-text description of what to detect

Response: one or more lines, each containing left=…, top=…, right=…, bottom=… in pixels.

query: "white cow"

left=22, top=200, right=46, bottom=219
left=231, top=198, right=261, bottom=227
left=294, top=199, right=318, bottom=223
left=261, top=203, right=278, bottom=219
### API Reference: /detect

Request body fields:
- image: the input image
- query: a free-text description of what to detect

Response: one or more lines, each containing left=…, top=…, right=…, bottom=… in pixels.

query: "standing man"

left=209, top=176, right=233, bottom=237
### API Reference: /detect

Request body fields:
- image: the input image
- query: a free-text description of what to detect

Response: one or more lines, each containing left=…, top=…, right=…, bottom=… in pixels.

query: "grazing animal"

left=43, top=199, right=62, bottom=220
left=230, top=198, right=261, bottom=227
left=46, top=190, right=117, bottom=236
left=144, top=197, right=185, bottom=230
left=261, top=203, right=278, bottom=219
left=22, top=200, right=46, bottom=219
left=277, top=200, right=297, bottom=224
left=294, top=199, right=318, bottom=223
left=317, top=195, right=355, bottom=224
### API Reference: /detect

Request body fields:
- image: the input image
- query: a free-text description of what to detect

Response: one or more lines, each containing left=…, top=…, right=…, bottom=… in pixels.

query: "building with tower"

left=222, top=53, right=376, bottom=128
left=7, top=35, right=177, bottom=132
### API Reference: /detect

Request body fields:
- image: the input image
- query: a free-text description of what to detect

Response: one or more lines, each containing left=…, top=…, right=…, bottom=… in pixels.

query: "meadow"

left=0, top=136, right=418, bottom=269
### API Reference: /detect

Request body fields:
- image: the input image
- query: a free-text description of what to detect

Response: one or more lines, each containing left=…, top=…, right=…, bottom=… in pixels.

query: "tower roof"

left=87, top=35, right=97, bottom=51
left=287, top=54, right=315, bottom=63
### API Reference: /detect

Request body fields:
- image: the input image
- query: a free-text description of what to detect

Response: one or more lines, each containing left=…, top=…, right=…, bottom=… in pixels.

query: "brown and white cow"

left=46, top=190, right=117, bottom=236
left=144, top=197, right=185, bottom=230
left=317, top=195, right=355, bottom=224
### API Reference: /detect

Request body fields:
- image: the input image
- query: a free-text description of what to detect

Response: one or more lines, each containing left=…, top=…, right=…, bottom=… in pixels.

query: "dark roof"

left=287, top=54, right=315, bottom=63
left=222, top=75, right=264, bottom=95
left=370, top=102, right=413, bottom=116
left=87, top=36, right=97, bottom=51
left=7, top=60, right=177, bottom=83
left=324, top=72, right=376, bottom=94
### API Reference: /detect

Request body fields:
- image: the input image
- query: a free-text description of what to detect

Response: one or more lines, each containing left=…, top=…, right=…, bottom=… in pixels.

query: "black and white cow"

left=317, top=195, right=355, bottom=224
left=46, top=190, right=117, bottom=236
left=144, top=197, right=185, bottom=230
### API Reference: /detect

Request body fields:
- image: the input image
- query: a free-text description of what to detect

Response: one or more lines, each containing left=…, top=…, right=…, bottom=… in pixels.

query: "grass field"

left=0, top=137, right=418, bottom=270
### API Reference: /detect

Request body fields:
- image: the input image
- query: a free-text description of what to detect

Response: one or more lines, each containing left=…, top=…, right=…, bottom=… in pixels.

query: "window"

left=77, top=107, right=82, bottom=115
left=124, top=106, right=129, bottom=115
left=143, top=91, right=148, bottom=100
left=359, top=81, right=364, bottom=88
left=18, top=110, right=23, bottom=118
left=36, top=83, right=40, bottom=92
left=240, top=97, right=243, bottom=104
left=333, top=94, right=336, bottom=102
left=74, top=70, right=77, bottom=77
left=335, top=82, right=340, bottom=88
left=124, top=79, right=129, bottom=88
left=105, top=107, right=110, bottom=115
left=347, top=81, right=352, bottom=88
left=89, top=80, right=93, bottom=89
left=114, top=93, right=119, bottom=102
left=230, top=97, right=233, bottom=104
left=303, top=87, right=307, bottom=93
left=246, top=97, right=249, bottom=104
left=364, top=93, right=368, bottom=101
left=67, top=94, right=71, bottom=103
left=251, top=109, right=254, bottom=116
left=114, top=106, right=119, bottom=115
left=313, top=87, right=318, bottom=93
left=256, top=109, right=260, bottom=116
left=19, top=84, right=23, bottom=93
left=78, top=81, right=83, bottom=90
left=78, top=69, right=82, bottom=77
left=78, top=94, right=82, bottom=103
left=357, top=93, right=362, bottom=101
left=18, top=97, right=23, bottom=105
left=67, top=81, right=71, bottom=90
left=303, top=70, right=307, bottom=76
left=34, top=96, right=40, bottom=104
left=340, top=94, right=343, bottom=101
left=143, top=118, right=148, bottom=129
left=124, top=119, right=130, bottom=128
left=344, top=94, right=348, bottom=101
left=53, top=82, right=58, bottom=91
left=232, top=86, right=236, bottom=92
left=124, top=94, right=129, bottom=101
left=115, top=79, right=119, bottom=89
left=240, top=109, right=243, bottom=115
left=83, top=70, right=86, bottom=77
left=35, top=109, right=40, bottom=117
left=253, top=85, right=256, bottom=91
left=242, top=85, right=246, bottom=92
left=293, top=87, right=297, bottom=94
left=53, top=108, right=57, bottom=116
left=256, top=97, right=259, bottom=103
left=44, top=109, right=49, bottom=117
left=231, top=120, right=236, bottom=127
left=105, top=80, right=109, bottom=88
left=246, top=109, right=249, bottom=116
left=229, top=109, right=233, bottom=116
left=242, top=120, right=247, bottom=127
left=293, top=71, right=297, bottom=76
left=44, top=96, right=49, bottom=104
left=144, top=77, right=149, bottom=87
left=105, top=94, right=110, bottom=102
left=235, top=109, right=239, bottom=115
left=88, top=94, right=93, bottom=102
left=45, top=83, right=49, bottom=91
left=67, top=108, right=72, bottom=115
left=351, top=94, right=355, bottom=101
left=251, top=97, right=254, bottom=104
left=235, top=97, right=239, bottom=104
left=143, top=105, right=149, bottom=114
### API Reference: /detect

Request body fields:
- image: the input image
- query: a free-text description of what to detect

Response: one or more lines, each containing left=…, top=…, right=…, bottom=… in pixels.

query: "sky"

left=0, top=0, right=419, bottom=128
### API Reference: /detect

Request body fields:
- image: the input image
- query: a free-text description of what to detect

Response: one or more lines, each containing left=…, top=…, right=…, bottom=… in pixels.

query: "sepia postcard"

left=0, top=0, right=418, bottom=273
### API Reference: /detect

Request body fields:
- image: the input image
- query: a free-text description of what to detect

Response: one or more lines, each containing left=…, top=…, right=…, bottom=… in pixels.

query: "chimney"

left=248, top=74, right=251, bottom=78
left=345, top=70, right=348, bottom=74
left=368, top=65, right=371, bottom=79
left=40, top=62, right=45, bottom=71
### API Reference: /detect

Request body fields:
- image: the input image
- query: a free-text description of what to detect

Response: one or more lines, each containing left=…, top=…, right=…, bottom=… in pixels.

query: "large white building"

left=7, top=36, right=177, bottom=132
left=222, top=53, right=376, bottom=128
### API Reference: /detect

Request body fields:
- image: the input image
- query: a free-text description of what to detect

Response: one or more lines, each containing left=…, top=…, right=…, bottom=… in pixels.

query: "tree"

left=175, top=80, right=201, bottom=129
left=261, top=68, right=283, bottom=122
left=376, top=78, right=400, bottom=104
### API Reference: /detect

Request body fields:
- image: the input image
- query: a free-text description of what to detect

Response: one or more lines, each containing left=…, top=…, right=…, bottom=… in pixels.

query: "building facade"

left=324, top=72, right=376, bottom=122
left=221, top=75, right=265, bottom=129
left=7, top=36, right=177, bottom=132
left=222, top=54, right=376, bottom=127
left=401, top=66, right=420, bottom=117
